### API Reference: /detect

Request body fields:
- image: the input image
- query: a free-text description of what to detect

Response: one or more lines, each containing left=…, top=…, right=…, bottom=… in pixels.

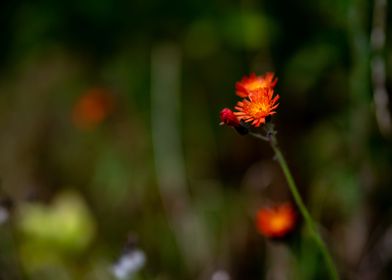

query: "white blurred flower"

left=211, top=270, right=230, bottom=280
left=0, top=207, right=9, bottom=225
left=112, top=249, right=146, bottom=279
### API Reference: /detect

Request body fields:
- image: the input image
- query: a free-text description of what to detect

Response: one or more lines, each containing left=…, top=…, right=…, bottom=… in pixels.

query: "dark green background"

left=0, top=0, right=391, bottom=279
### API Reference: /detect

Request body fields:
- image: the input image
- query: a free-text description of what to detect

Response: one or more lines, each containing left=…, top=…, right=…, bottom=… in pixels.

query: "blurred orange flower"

left=72, top=87, right=114, bottom=130
left=256, top=203, right=296, bottom=238
left=234, top=87, right=279, bottom=127
left=235, top=72, right=277, bottom=98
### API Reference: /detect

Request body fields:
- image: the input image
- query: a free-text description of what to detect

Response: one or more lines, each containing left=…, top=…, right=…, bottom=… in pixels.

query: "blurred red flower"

left=72, top=87, right=114, bottom=130
left=256, top=203, right=296, bottom=238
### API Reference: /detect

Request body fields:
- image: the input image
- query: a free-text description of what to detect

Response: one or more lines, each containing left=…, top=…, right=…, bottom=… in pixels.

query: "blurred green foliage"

left=0, top=0, right=392, bottom=279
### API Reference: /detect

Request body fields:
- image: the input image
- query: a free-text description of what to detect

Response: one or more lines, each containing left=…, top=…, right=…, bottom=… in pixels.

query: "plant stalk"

left=268, top=134, right=339, bottom=280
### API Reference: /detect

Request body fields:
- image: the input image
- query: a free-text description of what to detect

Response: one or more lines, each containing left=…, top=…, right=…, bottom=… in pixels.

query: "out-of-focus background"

left=0, top=0, right=392, bottom=279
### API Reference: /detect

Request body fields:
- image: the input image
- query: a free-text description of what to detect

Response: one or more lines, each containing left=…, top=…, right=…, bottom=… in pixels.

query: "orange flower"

left=256, top=203, right=296, bottom=238
left=235, top=72, right=277, bottom=98
left=219, top=72, right=279, bottom=129
left=234, top=88, right=279, bottom=127
left=72, top=87, right=114, bottom=130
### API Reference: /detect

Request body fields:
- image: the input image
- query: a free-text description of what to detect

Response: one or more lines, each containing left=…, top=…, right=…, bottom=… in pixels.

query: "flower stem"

left=249, top=132, right=269, bottom=141
left=269, top=134, right=339, bottom=280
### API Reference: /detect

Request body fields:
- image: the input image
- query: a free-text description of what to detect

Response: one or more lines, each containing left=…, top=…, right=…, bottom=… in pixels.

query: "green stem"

left=249, top=132, right=269, bottom=141
left=269, top=134, right=339, bottom=280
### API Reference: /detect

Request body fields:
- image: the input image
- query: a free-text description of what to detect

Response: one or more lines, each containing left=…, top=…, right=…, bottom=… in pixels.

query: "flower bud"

left=220, top=108, right=240, bottom=127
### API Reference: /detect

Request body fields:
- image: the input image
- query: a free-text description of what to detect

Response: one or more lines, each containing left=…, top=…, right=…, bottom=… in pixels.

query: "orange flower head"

left=235, top=72, right=277, bottom=98
left=220, top=108, right=240, bottom=127
left=234, top=88, right=279, bottom=127
left=256, top=203, right=296, bottom=238
left=72, top=87, right=114, bottom=130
